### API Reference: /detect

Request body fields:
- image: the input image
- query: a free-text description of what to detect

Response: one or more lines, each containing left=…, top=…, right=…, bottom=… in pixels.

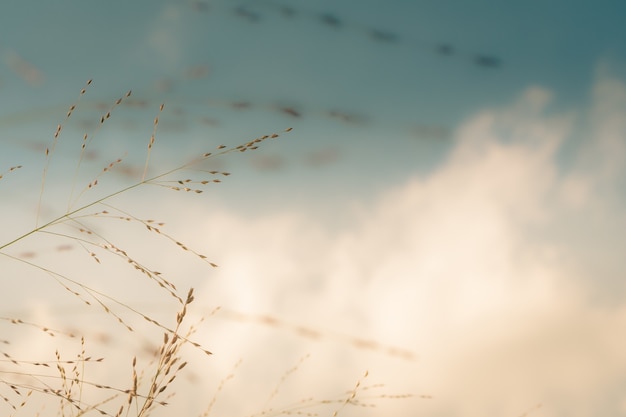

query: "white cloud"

left=186, top=75, right=626, bottom=416
left=4, top=74, right=626, bottom=416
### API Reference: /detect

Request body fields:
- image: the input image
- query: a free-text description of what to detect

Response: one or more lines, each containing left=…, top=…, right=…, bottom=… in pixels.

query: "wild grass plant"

left=0, top=81, right=414, bottom=416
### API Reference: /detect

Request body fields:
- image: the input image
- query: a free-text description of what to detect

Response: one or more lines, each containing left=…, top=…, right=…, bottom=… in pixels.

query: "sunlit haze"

left=1, top=1, right=626, bottom=416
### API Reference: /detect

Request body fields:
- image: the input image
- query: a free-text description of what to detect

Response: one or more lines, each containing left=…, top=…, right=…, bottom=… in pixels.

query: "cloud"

left=187, top=75, right=626, bottom=416
left=3, top=73, right=625, bottom=416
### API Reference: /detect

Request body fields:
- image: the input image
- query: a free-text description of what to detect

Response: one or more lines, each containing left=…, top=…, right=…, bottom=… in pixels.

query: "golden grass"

left=0, top=80, right=291, bottom=415
left=0, top=81, right=420, bottom=417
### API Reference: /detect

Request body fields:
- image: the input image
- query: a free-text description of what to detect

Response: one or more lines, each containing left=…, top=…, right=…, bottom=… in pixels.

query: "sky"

left=1, top=1, right=626, bottom=416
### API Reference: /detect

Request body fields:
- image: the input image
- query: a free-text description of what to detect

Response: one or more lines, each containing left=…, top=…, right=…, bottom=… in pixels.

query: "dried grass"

left=0, top=81, right=421, bottom=417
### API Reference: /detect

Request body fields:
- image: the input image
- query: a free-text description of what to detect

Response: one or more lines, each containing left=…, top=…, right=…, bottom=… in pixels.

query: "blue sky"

left=2, top=1, right=626, bottom=416
left=2, top=0, right=625, bottom=205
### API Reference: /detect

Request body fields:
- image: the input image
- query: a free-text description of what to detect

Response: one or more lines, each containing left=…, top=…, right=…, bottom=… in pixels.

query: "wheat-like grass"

left=217, top=310, right=417, bottom=361
left=1, top=81, right=292, bottom=415
left=238, top=368, right=418, bottom=417
left=129, top=289, right=197, bottom=416
left=67, top=88, right=133, bottom=212
left=0, top=165, right=23, bottom=183
left=0, top=84, right=292, bottom=323
left=331, top=370, right=368, bottom=417
left=1, top=79, right=418, bottom=417
left=36, top=79, right=92, bottom=227
left=141, top=103, right=164, bottom=182
left=263, top=354, right=311, bottom=409
left=194, top=2, right=503, bottom=69
left=198, top=358, right=242, bottom=417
